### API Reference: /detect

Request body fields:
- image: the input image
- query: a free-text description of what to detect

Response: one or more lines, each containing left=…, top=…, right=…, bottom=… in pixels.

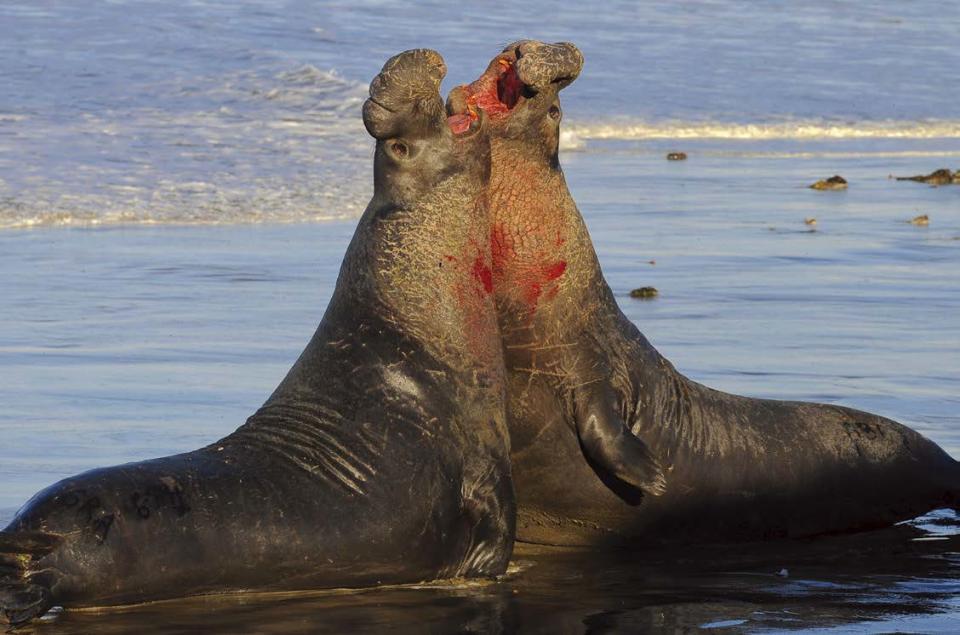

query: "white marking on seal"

left=382, top=366, right=423, bottom=400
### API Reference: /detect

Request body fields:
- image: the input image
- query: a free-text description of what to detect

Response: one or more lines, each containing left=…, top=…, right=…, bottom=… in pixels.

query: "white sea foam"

left=705, top=150, right=960, bottom=160
left=558, top=129, right=585, bottom=150
left=0, top=177, right=368, bottom=230
left=0, top=63, right=373, bottom=230
left=561, top=119, right=960, bottom=147
left=5, top=60, right=959, bottom=230
left=0, top=208, right=360, bottom=230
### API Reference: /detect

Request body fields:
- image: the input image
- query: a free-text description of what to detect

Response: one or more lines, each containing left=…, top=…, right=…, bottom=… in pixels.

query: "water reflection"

left=19, top=512, right=959, bottom=634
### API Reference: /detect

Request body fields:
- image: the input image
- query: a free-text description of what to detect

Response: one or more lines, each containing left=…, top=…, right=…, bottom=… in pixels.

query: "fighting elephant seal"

left=0, top=49, right=513, bottom=625
left=459, top=40, right=960, bottom=546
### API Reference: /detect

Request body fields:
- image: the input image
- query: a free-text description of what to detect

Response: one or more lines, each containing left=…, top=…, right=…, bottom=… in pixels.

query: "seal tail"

left=0, top=531, right=60, bottom=627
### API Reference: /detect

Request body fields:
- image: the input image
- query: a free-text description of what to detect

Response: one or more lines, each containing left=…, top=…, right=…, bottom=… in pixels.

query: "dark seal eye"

left=390, top=141, right=409, bottom=159
left=548, top=105, right=561, bottom=121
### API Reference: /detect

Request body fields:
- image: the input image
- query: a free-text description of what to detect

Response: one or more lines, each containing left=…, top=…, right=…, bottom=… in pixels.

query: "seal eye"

left=390, top=141, right=409, bottom=159
left=548, top=105, right=561, bottom=121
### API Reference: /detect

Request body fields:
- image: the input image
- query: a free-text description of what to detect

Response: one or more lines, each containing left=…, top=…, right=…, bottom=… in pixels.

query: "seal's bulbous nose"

left=506, top=41, right=583, bottom=91
left=363, top=48, right=447, bottom=140
left=374, top=48, right=446, bottom=98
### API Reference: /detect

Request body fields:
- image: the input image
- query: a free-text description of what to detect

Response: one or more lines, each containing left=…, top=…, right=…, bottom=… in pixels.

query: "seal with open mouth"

left=0, top=49, right=514, bottom=625
left=459, top=40, right=960, bottom=547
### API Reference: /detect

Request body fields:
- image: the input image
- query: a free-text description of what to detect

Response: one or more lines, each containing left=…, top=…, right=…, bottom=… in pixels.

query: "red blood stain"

left=472, top=255, right=494, bottom=295
left=448, top=244, right=494, bottom=362
left=521, top=260, right=567, bottom=312
left=544, top=260, right=567, bottom=281
left=490, top=223, right=514, bottom=277
left=490, top=221, right=569, bottom=316
left=523, top=281, right=542, bottom=307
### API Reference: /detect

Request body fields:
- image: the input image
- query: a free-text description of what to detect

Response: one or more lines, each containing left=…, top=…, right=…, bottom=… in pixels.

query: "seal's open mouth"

left=447, top=41, right=583, bottom=133
left=468, top=58, right=525, bottom=116
left=447, top=55, right=526, bottom=134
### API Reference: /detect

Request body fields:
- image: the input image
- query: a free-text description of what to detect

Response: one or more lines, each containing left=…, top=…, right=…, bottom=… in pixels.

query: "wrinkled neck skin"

left=488, top=136, right=605, bottom=337
left=487, top=112, right=699, bottom=452
left=454, top=43, right=675, bottom=389
left=247, top=114, right=503, bottom=432
left=463, top=51, right=619, bottom=353
left=483, top=92, right=657, bottom=402
left=347, top=173, right=500, bottom=375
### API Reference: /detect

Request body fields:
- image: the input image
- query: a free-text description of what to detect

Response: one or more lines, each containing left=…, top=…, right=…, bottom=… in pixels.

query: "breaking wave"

left=0, top=180, right=366, bottom=230
left=0, top=64, right=373, bottom=230
left=561, top=118, right=960, bottom=147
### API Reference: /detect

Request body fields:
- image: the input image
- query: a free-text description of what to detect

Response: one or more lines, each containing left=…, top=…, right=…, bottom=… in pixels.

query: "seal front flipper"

left=455, top=463, right=516, bottom=578
left=0, top=531, right=60, bottom=626
left=573, top=383, right=667, bottom=499
left=0, top=582, right=51, bottom=627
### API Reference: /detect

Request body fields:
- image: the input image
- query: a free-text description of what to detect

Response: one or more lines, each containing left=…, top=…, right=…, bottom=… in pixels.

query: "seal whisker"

left=513, top=367, right=566, bottom=378
left=505, top=342, right=578, bottom=350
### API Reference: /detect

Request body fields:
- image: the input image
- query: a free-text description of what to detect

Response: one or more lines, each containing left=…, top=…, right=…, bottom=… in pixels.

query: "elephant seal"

left=459, top=40, right=960, bottom=546
left=895, top=168, right=960, bottom=185
left=0, top=49, right=514, bottom=625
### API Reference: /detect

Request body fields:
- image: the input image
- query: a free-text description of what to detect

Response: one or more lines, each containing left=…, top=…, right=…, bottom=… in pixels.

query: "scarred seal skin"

left=0, top=49, right=514, bottom=625
left=459, top=40, right=960, bottom=547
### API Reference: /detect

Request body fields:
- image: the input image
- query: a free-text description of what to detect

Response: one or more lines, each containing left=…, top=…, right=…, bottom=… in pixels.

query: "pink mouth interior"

left=469, top=60, right=523, bottom=116
left=447, top=59, right=524, bottom=134
left=447, top=112, right=477, bottom=135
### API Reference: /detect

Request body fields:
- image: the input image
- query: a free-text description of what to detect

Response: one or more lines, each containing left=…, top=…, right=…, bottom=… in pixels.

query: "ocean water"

left=1, top=1, right=959, bottom=632
left=3, top=0, right=960, bottom=228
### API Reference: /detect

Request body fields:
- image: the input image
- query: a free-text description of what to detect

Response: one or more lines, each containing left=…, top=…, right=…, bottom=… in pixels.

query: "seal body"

left=1, top=49, right=513, bottom=624
left=895, top=168, right=960, bottom=185
left=462, top=41, right=960, bottom=547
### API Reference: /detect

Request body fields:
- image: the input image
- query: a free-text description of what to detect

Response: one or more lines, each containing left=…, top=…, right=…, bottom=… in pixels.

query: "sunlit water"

left=1, top=1, right=959, bottom=632
left=3, top=0, right=960, bottom=228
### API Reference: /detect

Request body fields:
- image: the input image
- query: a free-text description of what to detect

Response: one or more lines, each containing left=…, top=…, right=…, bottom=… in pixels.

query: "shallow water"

left=2, top=165, right=958, bottom=631
left=2, top=1, right=960, bottom=632
left=6, top=517, right=960, bottom=634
